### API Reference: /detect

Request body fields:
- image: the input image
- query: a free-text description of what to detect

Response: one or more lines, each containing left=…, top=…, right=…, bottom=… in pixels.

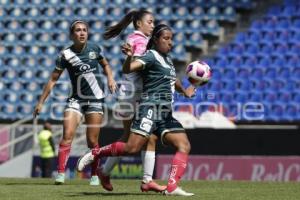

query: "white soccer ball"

left=186, top=60, right=212, bottom=86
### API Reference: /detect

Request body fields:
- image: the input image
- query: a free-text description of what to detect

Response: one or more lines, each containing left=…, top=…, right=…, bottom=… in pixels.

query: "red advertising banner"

left=0, top=126, right=10, bottom=162
left=156, top=155, right=300, bottom=182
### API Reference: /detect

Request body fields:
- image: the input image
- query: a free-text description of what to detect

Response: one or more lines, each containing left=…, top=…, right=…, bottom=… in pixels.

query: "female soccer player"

left=77, top=24, right=194, bottom=196
left=100, top=9, right=166, bottom=192
left=33, top=20, right=117, bottom=185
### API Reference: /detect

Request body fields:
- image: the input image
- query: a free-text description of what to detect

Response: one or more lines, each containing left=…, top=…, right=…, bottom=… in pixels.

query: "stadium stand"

left=3, top=0, right=298, bottom=123
left=175, top=0, right=300, bottom=122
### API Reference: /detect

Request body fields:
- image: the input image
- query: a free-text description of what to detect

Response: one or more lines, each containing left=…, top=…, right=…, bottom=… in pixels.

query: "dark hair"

left=69, top=20, right=89, bottom=35
left=146, top=24, right=172, bottom=50
left=103, top=9, right=152, bottom=40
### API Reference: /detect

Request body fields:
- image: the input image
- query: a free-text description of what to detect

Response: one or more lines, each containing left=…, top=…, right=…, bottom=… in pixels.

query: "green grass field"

left=0, top=178, right=300, bottom=200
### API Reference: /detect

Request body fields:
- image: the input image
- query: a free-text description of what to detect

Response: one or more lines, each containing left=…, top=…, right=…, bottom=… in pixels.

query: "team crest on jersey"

left=89, top=52, right=97, bottom=59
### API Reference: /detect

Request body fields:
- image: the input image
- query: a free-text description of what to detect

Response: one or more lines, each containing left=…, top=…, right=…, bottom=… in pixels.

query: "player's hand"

left=33, top=103, right=43, bottom=118
left=121, top=43, right=133, bottom=56
left=108, top=77, right=117, bottom=94
left=184, top=85, right=196, bottom=98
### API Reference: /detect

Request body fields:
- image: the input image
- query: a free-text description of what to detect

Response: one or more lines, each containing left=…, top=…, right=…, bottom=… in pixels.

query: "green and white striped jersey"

left=55, top=42, right=105, bottom=100
left=136, top=50, right=176, bottom=104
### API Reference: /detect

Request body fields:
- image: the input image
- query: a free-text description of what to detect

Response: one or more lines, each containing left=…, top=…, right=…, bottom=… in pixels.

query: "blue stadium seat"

left=272, top=57, right=286, bottom=68
left=237, top=68, right=250, bottom=79
left=258, top=44, right=274, bottom=58
left=283, top=104, right=298, bottom=121
left=237, top=79, right=251, bottom=91
left=220, top=92, right=234, bottom=104
left=228, top=57, right=242, bottom=68
left=233, top=32, right=247, bottom=44
left=221, top=6, right=236, bottom=22
left=278, top=68, right=291, bottom=78
left=206, top=6, right=221, bottom=21
left=261, top=31, right=276, bottom=45
left=261, top=18, right=277, bottom=33
left=16, top=103, right=33, bottom=118
left=276, top=19, right=291, bottom=32
left=215, top=57, right=229, bottom=68
left=222, top=79, right=236, bottom=91
left=287, top=44, right=300, bottom=57
left=26, top=7, right=41, bottom=19
left=228, top=44, right=244, bottom=58
left=289, top=31, right=300, bottom=44
left=249, top=91, right=263, bottom=102
left=190, top=6, right=205, bottom=20
left=242, top=57, right=257, bottom=68
left=272, top=44, right=289, bottom=57
left=270, top=104, right=284, bottom=121
left=244, top=44, right=259, bottom=58
left=234, top=92, right=248, bottom=103
left=277, top=92, right=292, bottom=103
left=223, top=68, right=236, bottom=79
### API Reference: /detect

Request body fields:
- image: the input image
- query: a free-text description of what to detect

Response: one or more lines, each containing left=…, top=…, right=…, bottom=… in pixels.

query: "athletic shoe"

left=163, top=187, right=194, bottom=196
left=77, top=150, right=95, bottom=172
left=90, top=175, right=100, bottom=186
left=54, top=173, right=65, bottom=185
left=140, top=180, right=167, bottom=193
left=97, top=167, right=113, bottom=191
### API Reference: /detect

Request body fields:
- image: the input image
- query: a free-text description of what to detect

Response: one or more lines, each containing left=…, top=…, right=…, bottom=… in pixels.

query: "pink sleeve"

left=126, top=34, right=148, bottom=56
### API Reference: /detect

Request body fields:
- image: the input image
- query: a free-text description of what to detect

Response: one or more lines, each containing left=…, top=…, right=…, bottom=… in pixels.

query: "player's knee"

left=125, top=143, right=141, bottom=154
left=62, top=131, right=74, bottom=144
left=177, top=140, right=191, bottom=154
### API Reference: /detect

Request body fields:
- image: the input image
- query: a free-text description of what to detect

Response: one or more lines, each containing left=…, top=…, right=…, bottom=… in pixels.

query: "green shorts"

left=131, top=103, right=185, bottom=145
left=65, top=98, right=104, bottom=116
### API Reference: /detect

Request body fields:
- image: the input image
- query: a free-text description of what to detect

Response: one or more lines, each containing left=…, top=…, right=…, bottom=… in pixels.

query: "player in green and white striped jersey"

left=33, top=20, right=117, bottom=186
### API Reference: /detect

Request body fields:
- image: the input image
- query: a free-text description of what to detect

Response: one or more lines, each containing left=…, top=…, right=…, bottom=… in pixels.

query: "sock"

left=141, top=150, right=155, bottom=183
left=102, top=157, right=121, bottom=176
left=92, top=142, right=125, bottom=157
left=57, top=143, right=71, bottom=173
left=91, top=144, right=100, bottom=176
left=166, top=152, right=188, bottom=193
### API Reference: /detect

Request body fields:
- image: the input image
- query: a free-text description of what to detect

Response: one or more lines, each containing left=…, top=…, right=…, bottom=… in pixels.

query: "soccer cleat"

left=90, top=175, right=100, bottom=186
left=163, top=187, right=194, bottom=196
left=140, top=180, right=167, bottom=193
left=76, top=150, right=95, bottom=172
left=54, top=173, right=65, bottom=185
left=97, top=167, right=113, bottom=191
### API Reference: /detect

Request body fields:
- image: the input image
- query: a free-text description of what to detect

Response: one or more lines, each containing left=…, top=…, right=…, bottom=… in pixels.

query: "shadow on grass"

left=66, top=192, right=161, bottom=196
left=4, top=182, right=53, bottom=186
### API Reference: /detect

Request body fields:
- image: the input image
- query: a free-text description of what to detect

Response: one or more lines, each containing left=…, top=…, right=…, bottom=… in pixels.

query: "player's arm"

left=175, top=79, right=195, bottom=98
left=99, top=58, right=117, bottom=93
left=122, top=43, right=143, bottom=73
left=33, top=69, right=63, bottom=118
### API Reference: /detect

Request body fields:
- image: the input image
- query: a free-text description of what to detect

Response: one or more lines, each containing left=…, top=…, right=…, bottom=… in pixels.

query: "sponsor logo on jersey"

left=89, top=52, right=97, bottom=59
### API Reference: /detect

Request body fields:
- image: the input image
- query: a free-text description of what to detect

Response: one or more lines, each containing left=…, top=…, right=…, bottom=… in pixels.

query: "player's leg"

left=140, top=134, right=167, bottom=192
left=101, top=119, right=131, bottom=176
left=162, top=132, right=193, bottom=196
left=98, top=118, right=131, bottom=191
left=55, top=109, right=81, bottom=184
left=85, top=112, right=103, bottom=186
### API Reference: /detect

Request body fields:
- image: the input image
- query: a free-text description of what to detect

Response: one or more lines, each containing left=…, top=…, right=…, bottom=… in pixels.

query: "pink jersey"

left=121, top=30, right=149, bottom=93
left=126, top=30, right=149, bottom=56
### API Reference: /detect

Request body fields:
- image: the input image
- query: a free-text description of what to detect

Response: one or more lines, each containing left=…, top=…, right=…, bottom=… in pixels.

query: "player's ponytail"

left=146, top=24, right=172, bottom=50
left=103, top=9, right=152, bottom=40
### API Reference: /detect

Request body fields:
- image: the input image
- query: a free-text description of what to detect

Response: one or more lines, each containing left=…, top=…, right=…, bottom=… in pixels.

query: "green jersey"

left=55, top=42, right=105, bottom=100
left=136, top=50, right=176, bottom=104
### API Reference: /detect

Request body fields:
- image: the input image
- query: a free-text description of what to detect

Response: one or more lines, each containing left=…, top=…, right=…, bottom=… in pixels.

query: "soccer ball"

left=186, top=60, right=211, bottom=86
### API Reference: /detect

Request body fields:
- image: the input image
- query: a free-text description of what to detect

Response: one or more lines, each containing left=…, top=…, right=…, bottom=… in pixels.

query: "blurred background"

left=0, top=0, right=299, bottom=181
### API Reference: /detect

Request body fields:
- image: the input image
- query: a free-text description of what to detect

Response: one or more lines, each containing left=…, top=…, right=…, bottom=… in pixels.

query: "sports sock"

left=166, top=152, right=188, bottom=193
left=57, top=143, right=71, bottom=173
left=141, top=150, right=155, bottom=183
